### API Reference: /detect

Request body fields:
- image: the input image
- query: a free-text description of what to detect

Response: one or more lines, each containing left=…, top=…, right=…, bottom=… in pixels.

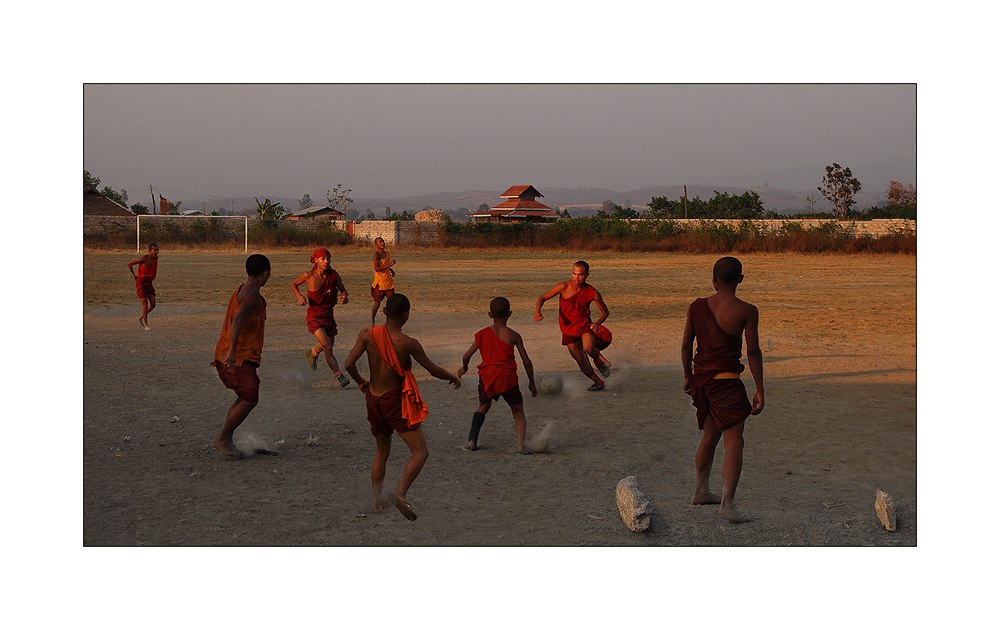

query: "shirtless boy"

left=210, top=254, right=271, bottom=459
left=370, top=237, right=396, bottom=326
left=534, top=260, right=612, bottom=391
left=127, top=243, right=159, bottom=330
left=457, top=297, right=538, bottom=453
left=344, top=293, right=460, bottom=521
left=681, top=256, right=764, bottom=523
left=291, top=248, right=351, bottom=387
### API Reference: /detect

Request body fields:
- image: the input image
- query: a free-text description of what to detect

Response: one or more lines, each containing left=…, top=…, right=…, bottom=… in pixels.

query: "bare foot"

left=212, top=438, right=244, bottom=458
left=373, top=494, right=391, bottom=512
left=517, top=444, right=533, bottom=454
left=719, top=505, right=750, bottom=523
left=466, top=440, right=478, bottom=451
left=692, top=492, right=722, bottom=505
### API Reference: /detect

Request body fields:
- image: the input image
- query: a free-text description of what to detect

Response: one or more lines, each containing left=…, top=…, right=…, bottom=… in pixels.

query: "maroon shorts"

left=371, top=286, right=395, bottom=302
left=365, top=388, right=417, bottom=436
left=306, top=308, right=337, bottom=336
left=693, top=378, right=752, bottom=431
left=136, top=278, right=155, bottom=299
left=212, top=360, right=260, bottom=404
left=561, top=328, right=594, bottom=346
left=478, top=379, right=524, bottom=406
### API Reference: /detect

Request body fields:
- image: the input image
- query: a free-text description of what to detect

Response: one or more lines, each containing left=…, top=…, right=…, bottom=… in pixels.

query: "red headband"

left=310, top=248, right=331, bottom=263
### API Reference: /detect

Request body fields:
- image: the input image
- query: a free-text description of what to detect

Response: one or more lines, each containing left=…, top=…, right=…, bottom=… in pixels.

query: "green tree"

left=130, top=202, right=149, bottom=215
left=255, top=197, right=288, bottom=221
left=84, top=170, right=101, bottom=189
left=477, top=202, right=491, bottom=212
left=704, top=190, right=765, bottom=219
left=326, top=184, right=353, bottom=216
left=818, top=163, right=863, bottom=219
left=299, top=193, right=313, bottom=210
left=100, top=185, right=128, bottom=206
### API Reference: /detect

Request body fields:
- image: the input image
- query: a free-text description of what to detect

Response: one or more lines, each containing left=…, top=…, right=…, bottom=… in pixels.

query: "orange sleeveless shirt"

left=214, top=284, right=267, bottom=366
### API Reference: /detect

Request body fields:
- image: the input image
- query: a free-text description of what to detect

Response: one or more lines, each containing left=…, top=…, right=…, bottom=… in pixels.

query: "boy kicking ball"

left=458, top=297, right=537, bottom=454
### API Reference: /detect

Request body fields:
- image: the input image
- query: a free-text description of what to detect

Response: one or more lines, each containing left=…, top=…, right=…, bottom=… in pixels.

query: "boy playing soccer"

left=534, top=260, right=612, bottom=390
left=127, top=243, right=159, bottom=330
left=210, top=254, right=271, bottom=458
left=681, top=256, right=765, bottom=523
left=291, top=247, right=351, bottom=387
left=457, top=297, right=538, bottom=453
left=344, top=293, right=461, bottom=521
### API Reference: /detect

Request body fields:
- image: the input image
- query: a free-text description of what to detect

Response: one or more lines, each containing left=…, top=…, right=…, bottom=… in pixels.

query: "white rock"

left=616, top=476, right=652, bottom=532
left=875, top=489, right=896, bottom=532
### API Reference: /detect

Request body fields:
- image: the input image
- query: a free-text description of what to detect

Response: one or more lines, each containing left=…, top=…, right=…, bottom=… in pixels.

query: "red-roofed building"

left=467, top=185, right=561, bottom=224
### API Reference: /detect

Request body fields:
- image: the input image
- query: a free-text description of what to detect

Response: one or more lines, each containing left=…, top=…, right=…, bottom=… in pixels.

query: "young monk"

left=681, top=256, right=765, bottom=523
left=344, top=293, right=461, bottom=521
left=370, top=236, right=396, bottom=326
left=534, top=260, right=612, bottom=391
left=291, top=247, right=351, bottom=387
left=457, top=297, right=538, bottom=453
left=127, top=243, right=159, bottom=330
left=210, top=254, right=271, bottom=459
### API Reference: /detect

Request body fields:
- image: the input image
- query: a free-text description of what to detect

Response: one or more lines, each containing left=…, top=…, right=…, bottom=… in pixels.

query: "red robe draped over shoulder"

left=558, top=285, right=596, bottom=337
left=372, top=325, right=428, bottom=427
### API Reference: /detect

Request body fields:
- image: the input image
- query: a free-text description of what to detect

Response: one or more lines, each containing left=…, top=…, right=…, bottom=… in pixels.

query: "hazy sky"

left=84, top=84, right=915, bottom=204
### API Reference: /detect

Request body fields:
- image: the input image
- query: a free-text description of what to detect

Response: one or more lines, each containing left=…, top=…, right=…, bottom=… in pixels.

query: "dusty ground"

left=83, top=248, right=915, bottom=546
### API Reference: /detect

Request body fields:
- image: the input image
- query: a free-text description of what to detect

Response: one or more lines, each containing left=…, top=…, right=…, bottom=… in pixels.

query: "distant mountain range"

left=187, top=184, right=888, bottom=219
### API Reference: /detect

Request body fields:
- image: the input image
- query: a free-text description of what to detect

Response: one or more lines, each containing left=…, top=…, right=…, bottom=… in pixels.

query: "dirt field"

left=83, top=248, right=915, bottom=548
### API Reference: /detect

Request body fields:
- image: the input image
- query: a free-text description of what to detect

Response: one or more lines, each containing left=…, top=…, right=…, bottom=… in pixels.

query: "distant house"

left=467, top=185, right=560, bottom=224
left=84, top=187, right=132, bottom=216
left=179, top=208, right=206, bottom=216
left=287, top=205, right=345, bottom=221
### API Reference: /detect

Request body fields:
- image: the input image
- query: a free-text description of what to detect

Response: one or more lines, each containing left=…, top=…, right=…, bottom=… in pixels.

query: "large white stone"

left=616, top=476, right=652, bottom=533
left=875, top=489, right=896, bottom=532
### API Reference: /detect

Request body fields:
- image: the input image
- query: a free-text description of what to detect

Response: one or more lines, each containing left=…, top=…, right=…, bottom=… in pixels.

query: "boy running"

left=344, top=293, right=461, bottom=521
left=127, top=243, right=159, bottom=331
left=681, top=256, right=765, bottom=523
left=370, top=237, right=396, bottom=326
left=534, top=260, right=612, bottom=390
left=457, top=297, right=537, bottom=453
left=291, top=248, right=351, bottom=387
left=210, top=254, right=271, bottom=459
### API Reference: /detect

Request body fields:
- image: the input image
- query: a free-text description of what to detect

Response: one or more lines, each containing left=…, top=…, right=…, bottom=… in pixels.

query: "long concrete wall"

left=84, top=216, right=915, bottom=245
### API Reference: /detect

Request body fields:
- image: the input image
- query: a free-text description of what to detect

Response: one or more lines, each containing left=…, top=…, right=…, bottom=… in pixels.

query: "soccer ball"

left=539, top=373, right=563, bottom=395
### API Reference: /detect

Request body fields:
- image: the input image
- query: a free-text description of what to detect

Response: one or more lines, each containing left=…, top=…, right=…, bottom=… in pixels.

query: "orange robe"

left=558, top=285, right=596, bottom=337
left=371, top=325, right=427, bottom=427
left=475, top=326, right=519, bottom=399
left=213, top=285, right=267, bottom=366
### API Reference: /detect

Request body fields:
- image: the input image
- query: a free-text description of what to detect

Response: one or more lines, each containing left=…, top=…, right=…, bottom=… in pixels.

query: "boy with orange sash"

left=534, top=260, right=612, bottom=390
left=291, top=248, right=351, bottom=387
left=458, top=297, right=537, bottom=453
left=210, top=254, right=271, bottom=459
left=344, top=293, right=460, bottom=521
left=681, top=256, right=765, bottom=523
left=127, top=243, right=159, bottom=331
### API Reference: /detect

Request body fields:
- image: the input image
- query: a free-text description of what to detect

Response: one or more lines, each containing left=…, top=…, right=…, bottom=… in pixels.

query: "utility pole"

left=684, top=185, right=688, bottom=220
left=149, top=185, right=156, bottom=215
